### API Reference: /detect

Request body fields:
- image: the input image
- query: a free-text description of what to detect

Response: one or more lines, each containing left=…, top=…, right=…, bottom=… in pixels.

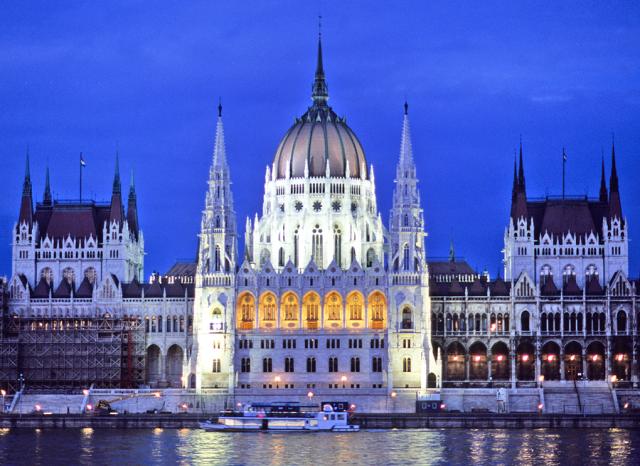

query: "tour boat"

left=199, top=402, right=359, bottom=432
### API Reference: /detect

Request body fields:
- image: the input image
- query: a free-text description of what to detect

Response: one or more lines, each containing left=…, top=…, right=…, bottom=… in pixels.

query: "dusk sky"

left=1, top=1, right=639, bottom=278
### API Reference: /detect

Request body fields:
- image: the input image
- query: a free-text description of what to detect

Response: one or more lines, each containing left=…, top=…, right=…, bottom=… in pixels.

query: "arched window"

left=306, top=357, right=316, bottom=372
left=403, top=214, right=409, bottom=227
left=348, top=293, right=363, bottom=320
left=521, top=311, right=530, bottom=332
left=62, top=267, right=75, bottom=285
left=260, top=249, right=270, bottom=268
left=278, top=247, right=285, bottom=267
left=312, top=225, right=323, bottom=266
left=350, top=247, right=356, bottom=264
left=617, top=310, right=627, bottom=333
left=214, top=246, right=221, bottom=272
left=282, top=293, right=298, bottom=321
left=350, top=357, right=360, bottom=372
left=333, top=226, right=342, bottom=266
left=403, top=357, right=412, bottom=372
left=402, top=307, right=413, bottom=329
left=84, top=267, right=96, bottom=284
left=41, top=267, right=53, bottom=285
left=402, top=244, right=410, bottom=271
left=366, top=248, right=376, bottom=268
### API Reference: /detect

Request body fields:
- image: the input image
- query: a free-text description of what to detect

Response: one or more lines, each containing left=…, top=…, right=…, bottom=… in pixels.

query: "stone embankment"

left=1, top=413, right=639, bottom=429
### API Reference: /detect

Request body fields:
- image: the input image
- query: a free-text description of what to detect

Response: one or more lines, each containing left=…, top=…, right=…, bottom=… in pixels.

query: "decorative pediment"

left=609, top=270, right=631, bottom=297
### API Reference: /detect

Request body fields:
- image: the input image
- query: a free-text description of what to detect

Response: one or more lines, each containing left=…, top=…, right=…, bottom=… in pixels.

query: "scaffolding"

left=0, top=314, right=146, bottom=391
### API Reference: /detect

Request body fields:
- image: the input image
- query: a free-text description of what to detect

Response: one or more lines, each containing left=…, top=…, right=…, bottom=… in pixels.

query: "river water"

left=0, top=428, right=638, bottom=465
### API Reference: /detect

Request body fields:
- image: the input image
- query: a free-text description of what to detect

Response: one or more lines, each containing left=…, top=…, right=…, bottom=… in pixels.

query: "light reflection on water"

left=0, top=428, right=638, bottom=465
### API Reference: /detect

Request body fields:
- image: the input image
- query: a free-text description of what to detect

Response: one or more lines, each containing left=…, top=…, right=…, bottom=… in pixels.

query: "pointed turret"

left=518, top=139, right=526, bottom=191
left=109, top=152, right=124, bottom=223
left=599, top=155, right=608, bottom=203
left=449, top=239, right=456, bottom=263
left=389, top=102, right=425, bottom=272
left=127, top=170, right=139, bottom=238
left=213, top=100, right=228, bottom=170
left=609, top=141, right=622, bottom=219
left=510, top=140, right=528, bottom=221
left=511, top=154, right=518, bottom=202
left=43, top=165, right=52, bottom=205
left=19, top=151, right=33, bottom=225
left=311, top=32, right=328, bottom=105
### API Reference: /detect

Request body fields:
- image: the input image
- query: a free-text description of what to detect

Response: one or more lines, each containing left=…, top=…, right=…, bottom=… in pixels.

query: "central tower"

left=245, top=36, right=383, bottom=272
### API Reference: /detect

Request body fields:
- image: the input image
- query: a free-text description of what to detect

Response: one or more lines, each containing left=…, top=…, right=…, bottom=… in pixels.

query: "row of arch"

left=40, top=266, right=97, bottom=286
left=145, top=344, right=184, bottom=387
left=236, top=290, right=389, bottom=330
left=442, top=340, right=633, bottom=382
left=433, top=313, right=510, bottom=334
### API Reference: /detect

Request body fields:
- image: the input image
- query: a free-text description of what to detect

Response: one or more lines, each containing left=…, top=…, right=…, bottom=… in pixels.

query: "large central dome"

left=272, top=38, right=367, bottom=179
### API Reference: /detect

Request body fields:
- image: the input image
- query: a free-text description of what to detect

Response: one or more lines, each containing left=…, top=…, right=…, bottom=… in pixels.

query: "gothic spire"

left=510, top=139, right=528, bottom=221
left=109, top=152, right=124, bottom=223
left=599, top=154, right=608, bottom=203
left=19, top=150, right=33, bottom=224
left=311, top=28, right=328, bottom=105
left=449, top=239, right=456, bottom=263
left=399, top=101, right=414, bottom=165
left=43, top=165, right=52, bottom=205
left=113, top=151, right=121, bottom=194
left=609, top=140, right=622, bottom=219
left=212, top=100, right=228, bottom=170
left=518, top=138, right=525, bottom=191
left=127, top=169, right=139, bottom=238
left=511, top=152, right=518, bottom=201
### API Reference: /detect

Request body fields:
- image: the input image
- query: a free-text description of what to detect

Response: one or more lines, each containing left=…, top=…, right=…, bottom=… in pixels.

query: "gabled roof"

left=32, top=278, right=51, bottom=298
left=563, top=275, right=582, bottom=296
left=53, top=279, right=73, bottom=298
left=34, top=201, right=111, bottom=243
left=75, top=277, right=94, bottom=298
left=541, top=276, right=559, bottom=296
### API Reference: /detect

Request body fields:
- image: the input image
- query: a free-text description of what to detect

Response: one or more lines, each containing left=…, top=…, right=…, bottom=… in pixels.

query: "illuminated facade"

left=190, top=37, right=436, bottom=397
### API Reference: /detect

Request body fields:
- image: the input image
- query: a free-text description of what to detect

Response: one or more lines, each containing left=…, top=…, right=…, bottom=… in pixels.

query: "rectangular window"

left=372, top=357, right=382, bottom=372
left=285, top=357, right=295, bottom=373
left=263, top=358, right=273, bottom=373
left=241, top=357, right=251, bottom=373
left=212, top=359, right=221, bottom=373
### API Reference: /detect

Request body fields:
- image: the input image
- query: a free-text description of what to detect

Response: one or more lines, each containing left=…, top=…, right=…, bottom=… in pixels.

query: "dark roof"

left=563, top=275, right=582, bottom=296
left=75, top=277, right=94, bottom=298
left=428, top=260, right=476, bottom=276
left=32, top=278, right=51, bottom=298
left=489, top=277, right=510, bottom=296
left=122, top=279, right=142, bottom=298
left=34, top=201, right=111, bottom=243
left=541, top=276, right=559, bottom=296
left=527, top=197, right=609, bottom=237
left=165, top=262, right=197, bottom=277
left=586, top=277, right=604, bottom=295
left=53, top=279, right=73, bottom=298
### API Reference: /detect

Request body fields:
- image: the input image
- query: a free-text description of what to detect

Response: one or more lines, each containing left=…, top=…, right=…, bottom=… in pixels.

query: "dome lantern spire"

left=311, top=18, right=328, bottom=105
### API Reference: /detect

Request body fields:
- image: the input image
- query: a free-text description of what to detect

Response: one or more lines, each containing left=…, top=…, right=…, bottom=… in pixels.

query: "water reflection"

left=0, top=428, right=637, bottom=465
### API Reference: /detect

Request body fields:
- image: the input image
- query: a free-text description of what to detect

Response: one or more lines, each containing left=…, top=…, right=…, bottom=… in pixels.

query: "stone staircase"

left=577, top=386, right=616, bottom=414
left=543, top=386, right=580, bottom=414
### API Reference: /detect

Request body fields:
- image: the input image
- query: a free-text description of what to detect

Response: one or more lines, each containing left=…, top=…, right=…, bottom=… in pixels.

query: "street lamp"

left=274, top=376, right=281, bottom=389
left=341, top=375, right=347, bottom=389
left=1, top=389, right=5, bottom=413
left=307, top=391, right=314, bottom=402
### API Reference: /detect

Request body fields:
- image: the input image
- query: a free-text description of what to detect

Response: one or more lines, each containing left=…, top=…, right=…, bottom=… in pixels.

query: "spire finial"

left=44, top=165, right=52, bottom=204
left=404, top=100, right=408, bottom=115
left=113, top=150, right=121, bottom=194
left=599, top=149, right=608, bottom=203
left=518, top=137, right=525, bottom=189
left=218, top=97, right=222, bottom=117
left=449, top=238, right=456, bottom=263
left=311, top=21, right=328, bottom=105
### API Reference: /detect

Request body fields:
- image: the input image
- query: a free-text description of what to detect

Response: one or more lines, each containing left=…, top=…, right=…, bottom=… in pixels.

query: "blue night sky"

left=1, top=1, right=639, bottom=278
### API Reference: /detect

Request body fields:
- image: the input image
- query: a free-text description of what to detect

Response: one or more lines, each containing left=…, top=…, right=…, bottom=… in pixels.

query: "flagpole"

left=562, top=148, right=566, bottom=200
left=80, top=152, right=83, bottom=202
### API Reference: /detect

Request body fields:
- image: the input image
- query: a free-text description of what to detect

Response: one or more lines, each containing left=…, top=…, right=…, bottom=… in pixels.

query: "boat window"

left=330, top=414, right=335, bottom=420
left=337, top=414, right=345, bottom=420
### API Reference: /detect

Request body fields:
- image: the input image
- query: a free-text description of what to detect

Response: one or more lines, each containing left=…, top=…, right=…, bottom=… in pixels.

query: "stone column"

left=582, top=348, right=588, bottom=380
left=487, top=351, right=492, bottom=386
left=560, top=348, right=565, bottom=381
left=535, top=339, right=541, bottom=386
left=464, top=354, right=470, bottom=383
left=510, top=346, right=517, bottom=389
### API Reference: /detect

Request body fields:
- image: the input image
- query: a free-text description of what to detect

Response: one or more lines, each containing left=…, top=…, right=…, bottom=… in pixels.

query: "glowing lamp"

left=86, top=404, right=92, bottom=411
left=341, top=376, right=347, bottom=382
left=274, top=376, right=281, bottom=383
left=624, top=402, right=630, bottom=409
left=82, top=389, right=89, bottom=396
left=591, top=355, right=599, bottom=361
left=440, top=403, right=446, bottom=410
left=452, top=355, right=459, bottom=362
left=522, top=354, right=529, bottom=362
left=548, top=354, right=555, bottom=362
left=34, top=404, right=41, bottom=412
left=496, top=355, right=504, bottom=362
left=537, top=403, right=544, bottom=410
left=539, top=375, right=545, bottom=382
left=154, top=392, right=161, bottom=398
left=490, top=324, right=496, bottom=332
left=390, top=391, right=397, bottom=398
left=569, top=355, right=575, bottom=361
left=0, top=389, right=6, bottom=396
left=615, top=354, right=624, bottom=362
left=307, top=391, right=314, bottom=399
left=473, top=355, right=481, bottom=362
left=610, top=375, right=618, bottom=383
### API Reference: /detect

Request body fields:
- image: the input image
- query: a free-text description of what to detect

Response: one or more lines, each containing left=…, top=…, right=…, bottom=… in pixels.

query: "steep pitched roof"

left=75, top=277, right=94, bottom=298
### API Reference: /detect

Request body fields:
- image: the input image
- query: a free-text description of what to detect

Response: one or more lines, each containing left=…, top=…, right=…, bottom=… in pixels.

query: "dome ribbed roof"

left=272, top=36, right=367, bottom=180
